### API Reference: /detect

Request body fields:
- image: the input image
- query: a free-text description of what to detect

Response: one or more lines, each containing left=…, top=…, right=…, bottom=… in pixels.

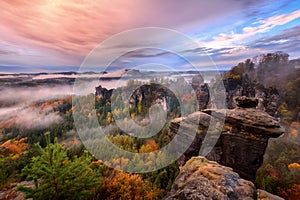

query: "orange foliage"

left=282, top=184, right=300, bottom=200
left=113, top=108, right=121, bottom=118
left=1, top=137, right=29, bottom=154
left=288, top=163, right=300, bottom=170
left=31, top=97, right=72, bottom=113
left=102, top=171, right=162, bottom=200
left=130, top=112, right=136, bottom=119
left=146, top=140, right=159, bottom=151
left=290, top=122, right=300, bottom=129
left=92, top=160, right=103, bottom=166
left=107, top=112, right=113, bottom=123
left=139, top=144, right=152, bottom=153
left=139, top=140, right=159, bottom=153
left=269, top=169, right=279, bottom=179
left=288, top=122, right=300, bottom=140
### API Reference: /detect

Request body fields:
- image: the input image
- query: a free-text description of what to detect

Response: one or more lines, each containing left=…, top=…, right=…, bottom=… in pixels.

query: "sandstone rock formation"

left=234, top=96, right=258, bottom=108
left=221, top=75, right=280, bottom=118
left=95, top=85, right=113, bottom=99
left=165, top=157, right=255, bottom=200
left=164, top=157, right=284, bottom=200
left=257, top=189, right=285, bottom=200
left=196, top=83, right=210, bottom=111
left=0, top=181, right=35, bottom=200
left=169, top=97, right=284, bottom=182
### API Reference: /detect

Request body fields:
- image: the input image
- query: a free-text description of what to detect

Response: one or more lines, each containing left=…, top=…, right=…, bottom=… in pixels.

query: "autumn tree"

left=97, top=171, right=163, bottom=200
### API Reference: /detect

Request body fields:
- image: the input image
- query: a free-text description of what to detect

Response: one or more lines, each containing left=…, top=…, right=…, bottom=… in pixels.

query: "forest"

left=0, top=53, right=299, bottom=199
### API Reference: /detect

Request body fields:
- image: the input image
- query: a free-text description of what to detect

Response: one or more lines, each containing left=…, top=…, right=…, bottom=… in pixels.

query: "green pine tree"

left=18, top=133, right=98, bottom=200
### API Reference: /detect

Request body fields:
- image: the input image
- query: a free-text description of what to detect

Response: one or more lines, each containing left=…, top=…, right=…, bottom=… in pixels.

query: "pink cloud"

left=0, top=0, right=250, bottom=67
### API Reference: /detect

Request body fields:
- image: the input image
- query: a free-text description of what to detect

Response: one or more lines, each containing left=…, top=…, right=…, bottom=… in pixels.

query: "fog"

left=0, top=71, right=210, bottom=130
left=0, top=85, right=73, bottom=129
left=15, top=107, right=63, bottom=129
left=0, top=85, right=73, bottom=107
left=0, top=79, right=124, bottom=129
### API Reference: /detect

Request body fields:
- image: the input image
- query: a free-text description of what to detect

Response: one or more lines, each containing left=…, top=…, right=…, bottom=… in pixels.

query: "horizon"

left=0, top=68, right=230, bottom=76
left=1, top=51, right=299, bottom=74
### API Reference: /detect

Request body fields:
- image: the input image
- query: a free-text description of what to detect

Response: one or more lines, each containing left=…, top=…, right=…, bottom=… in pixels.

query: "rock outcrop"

left=0, top=181, right=35, bottom=200
left=165, top=157, right=255, bottom=200
left=257, top=189, right=285, bottom=200
left=221, top=74, right=280, bottom=118
left=164, top=157, right=284, bottom=200
left=96, top=83, right=171, bottom=112
left=196, top=83, right=210, bottom=110
left=234, top=96, right=258, bottom=108
left=169, top=97, right=284, bottom=182
left=95, top=85, right=113, bottom=99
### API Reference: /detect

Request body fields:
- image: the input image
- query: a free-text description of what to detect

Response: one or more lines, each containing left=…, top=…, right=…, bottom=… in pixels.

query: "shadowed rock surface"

left=234, top=96, right=258, bottom=108
left=222, top=75, right=280, bottom=118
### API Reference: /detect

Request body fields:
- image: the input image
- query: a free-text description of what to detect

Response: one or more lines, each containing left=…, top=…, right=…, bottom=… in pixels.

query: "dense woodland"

left=0, top=52, right=299, bottom=199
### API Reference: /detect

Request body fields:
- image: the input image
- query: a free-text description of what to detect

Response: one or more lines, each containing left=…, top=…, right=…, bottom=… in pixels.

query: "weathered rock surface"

left=222, top=75, right=280, bottom=118
left=257, top=189, right=284, bottom=200
left=196, top=83, right=210, bottom=110
left=169, top=98, right=284, bottom=182
left=0, top=181, right=34, bottom=200
left=164, top=157, right=255, bottom=200
left=95, top=85, right=113, bottom=99
left=234, top=96, right=258, bottom=108
left=164, top=157, right=284, bottom=200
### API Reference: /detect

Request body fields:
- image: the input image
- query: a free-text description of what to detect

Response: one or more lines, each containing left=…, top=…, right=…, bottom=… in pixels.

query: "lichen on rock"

left=164, top=156, right=255, bottom=200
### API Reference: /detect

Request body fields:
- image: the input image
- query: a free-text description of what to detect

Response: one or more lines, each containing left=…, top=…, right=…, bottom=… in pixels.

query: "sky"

left=0, top=0, right=299, bottom=73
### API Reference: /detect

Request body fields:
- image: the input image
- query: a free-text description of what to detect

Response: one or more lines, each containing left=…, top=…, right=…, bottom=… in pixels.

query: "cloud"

left=123, top=49, right=172, bottom=58
left=202, top=10, right=300, bottom=50
left=0, top=0, right=258, bottom=68
left=189, top=9, right=300, bottom=68
left=243, top=10, right=300, bottom=34
left=249, top=26, right=300, bottom=57
left=253, top=26, right=300, bottom=45
left=264, top=10, right=300, bottom=27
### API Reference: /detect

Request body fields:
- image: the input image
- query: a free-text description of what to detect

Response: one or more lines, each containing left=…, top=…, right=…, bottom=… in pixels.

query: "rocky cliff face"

left=164, top=157, right=284, bottom=200
left=169, top=97, right=284, bottom=182
left=95, top=85, right=113, bottom=99
left=221, top=74, right=280, bottom=118
left=219, top=52, right=300, bottom=119
left=96, top=83, right=179, bottom=112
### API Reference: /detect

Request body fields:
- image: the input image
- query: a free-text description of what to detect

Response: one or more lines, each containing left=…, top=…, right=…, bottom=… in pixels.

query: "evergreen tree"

left=18, top=133, right=98, bottom=200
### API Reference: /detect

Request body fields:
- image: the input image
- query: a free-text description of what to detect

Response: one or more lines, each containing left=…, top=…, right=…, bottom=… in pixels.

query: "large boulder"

left=164, top=157, right=284, bottom=200
left=164, top=156, right=255, bottom=200
left=169, top=97, right=284, bottom=182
